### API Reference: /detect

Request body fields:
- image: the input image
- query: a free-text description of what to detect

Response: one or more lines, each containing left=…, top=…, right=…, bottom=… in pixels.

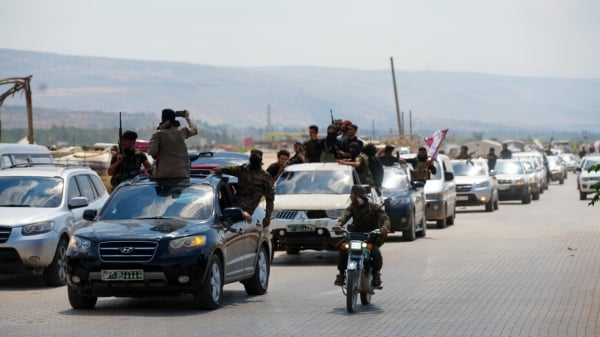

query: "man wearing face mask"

left=320, top=124, right=342, bottom=162
left=332, top=185, right=390, bottom=287
left=213, top=149, right=274, bottom=227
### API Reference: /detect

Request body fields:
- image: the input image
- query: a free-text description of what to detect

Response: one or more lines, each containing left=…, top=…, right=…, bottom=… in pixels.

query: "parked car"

left=576, top=155, right=600, bottom=200
left=494, top=159, right=532, bottom=204
left=451, top=158, right=499, bottom=212
left=188, top=151, right=248, bottom=174
left=423, top=154, right=457, bottom=228
left=268, top=162, right=382, bottom=254
left=66, top=173, right=271, bottom=310
left=546, top=155, right=566, bottom=184
left=0, top=143, right=54, bottom=168
left=0, top=164, right=109, bottom=286
left=381, top=164, right=426, bottom=241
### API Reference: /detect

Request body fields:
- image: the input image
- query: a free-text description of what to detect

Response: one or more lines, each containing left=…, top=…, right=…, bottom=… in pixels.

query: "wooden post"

left=390, top=57, right=404, bottom=138
left=24, top=76, right=34, bottom=144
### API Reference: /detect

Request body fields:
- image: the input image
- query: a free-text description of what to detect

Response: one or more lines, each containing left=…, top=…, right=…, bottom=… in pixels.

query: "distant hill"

left=1, top=48, right=599, bottom=141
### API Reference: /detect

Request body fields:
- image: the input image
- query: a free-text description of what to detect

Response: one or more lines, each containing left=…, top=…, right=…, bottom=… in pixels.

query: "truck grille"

left=99, top=241, right=158, bottom=263
left=275, top=210, right=329, bottom=219
left=0, top=226, right=11, bottom=243
left=456, top=184, right=472, bottom=192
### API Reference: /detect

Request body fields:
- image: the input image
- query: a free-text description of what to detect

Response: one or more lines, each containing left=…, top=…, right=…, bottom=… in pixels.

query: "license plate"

left=101, top=269, right=144, bottom=281
left=457, top=195, right=468, bottom=201
left=287, top=224, right=314, bottom=232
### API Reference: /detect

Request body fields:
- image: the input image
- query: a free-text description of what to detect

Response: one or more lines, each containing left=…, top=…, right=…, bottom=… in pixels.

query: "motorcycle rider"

left=332, top=185, right=390, bottom=287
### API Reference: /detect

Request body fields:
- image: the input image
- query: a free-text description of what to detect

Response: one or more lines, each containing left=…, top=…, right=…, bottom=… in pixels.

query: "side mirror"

left=489, top=169, right=497, bottom=176
left=221, top=207, right=244, bottom=224
left=83, top=209, right=98, bottom=221
left=411, top=180, right=425, bottom=189
left=444, top=172, right=454, bottom=181
left=69, top=196, right=89, bottom=210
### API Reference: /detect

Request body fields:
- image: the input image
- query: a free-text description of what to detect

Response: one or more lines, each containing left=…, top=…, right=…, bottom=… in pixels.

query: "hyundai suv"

left=65, top=173, right=271, bottom=310
left=0, top=164, right=109, bottom=286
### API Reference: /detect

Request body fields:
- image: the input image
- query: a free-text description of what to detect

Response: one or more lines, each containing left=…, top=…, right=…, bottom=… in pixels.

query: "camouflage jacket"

left=220, top=164, right=274, bottom=218
left=338, top=201, right=390, bottom=233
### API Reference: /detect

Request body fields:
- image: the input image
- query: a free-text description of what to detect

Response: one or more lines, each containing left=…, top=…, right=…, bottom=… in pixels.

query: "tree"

left=589, top=163, right=600, bottom=206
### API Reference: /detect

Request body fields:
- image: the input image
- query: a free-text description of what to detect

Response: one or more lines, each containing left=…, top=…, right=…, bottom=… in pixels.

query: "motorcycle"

left=336, top=228, right=381, bottom=313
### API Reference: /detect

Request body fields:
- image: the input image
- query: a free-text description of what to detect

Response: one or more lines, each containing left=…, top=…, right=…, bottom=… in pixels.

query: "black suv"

left=65, top=173, right=271, bottom=310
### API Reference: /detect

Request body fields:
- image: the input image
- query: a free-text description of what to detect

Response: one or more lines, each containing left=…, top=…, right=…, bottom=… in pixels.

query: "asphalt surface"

left=1, top=174, right=599, bottom=337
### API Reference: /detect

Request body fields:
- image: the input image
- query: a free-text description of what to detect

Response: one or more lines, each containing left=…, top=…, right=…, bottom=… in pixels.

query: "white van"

left=424, top=154, right=457, bottom=228
left=0, top=143, right=54, bottom=168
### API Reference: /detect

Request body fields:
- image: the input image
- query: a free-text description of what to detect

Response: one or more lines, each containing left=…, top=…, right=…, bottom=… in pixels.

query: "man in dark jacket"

left=332, top=185, right=390, bottom=288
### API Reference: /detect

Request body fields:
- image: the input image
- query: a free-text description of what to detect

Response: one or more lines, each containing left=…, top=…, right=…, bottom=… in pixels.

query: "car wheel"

left=580, top=191, right=587, bottom=200
left=42, top=237, right=68, bottom=286
left=446, top=206, right=455, bottom=225
left=522, top=192, right=531, bottom=204
left=416, top=213, right=427, bottom=238
left=193, top=255, right=224, bottom=310
left=402, top=211, right=416, bottom=242
left=559, top=178, right=564, bottom=185
left=532, top=190, right=540, bottom=201
left=68, top=286, right=97, bottom=309
left=493, top=198, right=499, bottom=210
left=485, top=198, right=494, bottom=212
left=243, top=245, right=270, bottom=295
left=436, top=207, right=447, bottom=229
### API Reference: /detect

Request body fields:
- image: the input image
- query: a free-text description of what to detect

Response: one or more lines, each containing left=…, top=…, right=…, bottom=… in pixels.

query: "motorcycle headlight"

left=22, top=221, right=55, bottom=236
left=68, top=236, right=92, bottom=254
left=169, top=235, right=206, bottom=253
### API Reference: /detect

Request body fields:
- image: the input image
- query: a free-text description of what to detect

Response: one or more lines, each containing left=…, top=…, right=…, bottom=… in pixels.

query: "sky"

left=2, top=0, right=599, bottom=79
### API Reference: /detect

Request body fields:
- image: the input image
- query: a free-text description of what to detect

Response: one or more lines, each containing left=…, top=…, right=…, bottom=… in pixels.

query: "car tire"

left=242, top=245, right=270, bottom=295
left=485, top=198, right=494, bottom=212
left=416, top=214, right=427, bottom=238
left=522, top=192, right=531, bottom=204
left=446, top=207, right=455, bottom=225
left=532, top=190, right=540, bottom=201
left=193, top=255, right=224, bottom=310
left=436, top=207, right=447, bottom=229
left=493, top=198, right=499, bottom=210
left=580, top=191, right=587, bottom=200
left=42, top=237, right=68, bottom=286
left=68, top=286, right=97, bottom=309
left=285, top=247, right=300, bottom=255
left=559, top=178, right=564, bottom=185
left=402, top=211, right=416, bottom=242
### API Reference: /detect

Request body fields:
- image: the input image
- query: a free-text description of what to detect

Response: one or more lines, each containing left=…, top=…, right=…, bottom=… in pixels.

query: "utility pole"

left=0, top=76, right=34, bottom=143
left=390, top=57, right=404, bottom=139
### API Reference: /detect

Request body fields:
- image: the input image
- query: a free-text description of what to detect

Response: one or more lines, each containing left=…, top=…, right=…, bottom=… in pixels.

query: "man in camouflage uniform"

left=214, top=149, right=274, bottom=227
left=332, top=185, right=390, bottom=287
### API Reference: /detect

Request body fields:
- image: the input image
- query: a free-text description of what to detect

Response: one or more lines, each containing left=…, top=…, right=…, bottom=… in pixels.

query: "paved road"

left=1, top=175, right=599, bottom=337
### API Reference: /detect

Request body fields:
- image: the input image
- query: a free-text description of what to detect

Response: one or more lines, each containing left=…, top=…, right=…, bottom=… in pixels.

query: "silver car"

left=0, top=165, right=109, bottom=285
left=451, top=159, right=499, bottom=212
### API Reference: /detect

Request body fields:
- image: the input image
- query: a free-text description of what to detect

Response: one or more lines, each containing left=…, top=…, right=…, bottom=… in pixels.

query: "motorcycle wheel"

left=346, top=269, right=358, bottom=313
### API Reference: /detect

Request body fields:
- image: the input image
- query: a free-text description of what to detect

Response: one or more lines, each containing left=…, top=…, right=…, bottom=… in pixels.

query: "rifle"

left=118, top=112, right=123, bottom=153
left=330, top=109, right=334, bottom=125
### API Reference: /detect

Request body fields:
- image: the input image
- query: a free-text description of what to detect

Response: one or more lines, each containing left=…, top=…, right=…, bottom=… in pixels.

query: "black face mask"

left=249, top=156, right=262, bottom=169
left=124, top=148, right=135, bottom=155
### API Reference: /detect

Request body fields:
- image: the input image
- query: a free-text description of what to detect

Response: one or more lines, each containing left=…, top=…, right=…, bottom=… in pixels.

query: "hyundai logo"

left=120, top=247, right=135, bottom=254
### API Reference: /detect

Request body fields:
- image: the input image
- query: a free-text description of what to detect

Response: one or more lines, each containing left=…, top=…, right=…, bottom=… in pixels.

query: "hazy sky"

left=2, top=0, right=599, bottom=78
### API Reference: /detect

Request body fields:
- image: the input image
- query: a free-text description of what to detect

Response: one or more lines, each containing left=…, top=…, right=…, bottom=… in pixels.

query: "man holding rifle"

left=108, top=130, right=152, bottom=190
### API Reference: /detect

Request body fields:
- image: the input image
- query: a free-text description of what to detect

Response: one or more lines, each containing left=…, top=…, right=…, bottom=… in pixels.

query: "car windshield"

left=453, top=163, right=486, bottom=176
left=495, top=161, right=524, bottom=174
left=0, top=177, right=63, bottom=207
left=275, top=169, right=352, bottom=194
left=100, top=184, right=214, bottom=220
left=382, top=167, right=410, bottom=190
left=583, top=159, right=600, bottom=170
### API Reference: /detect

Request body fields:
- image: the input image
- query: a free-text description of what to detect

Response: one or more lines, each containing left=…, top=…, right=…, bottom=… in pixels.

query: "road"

left=1, top=174, right=599, bottom=337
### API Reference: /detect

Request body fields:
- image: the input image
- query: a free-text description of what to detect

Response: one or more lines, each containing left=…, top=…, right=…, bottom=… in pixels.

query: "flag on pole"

left=424, top=128, right=448, bottom=159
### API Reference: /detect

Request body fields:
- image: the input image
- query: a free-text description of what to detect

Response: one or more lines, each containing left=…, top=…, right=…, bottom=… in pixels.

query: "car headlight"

left=169, top=235, right=206, bottom=253
left=475, top=181, right=490, bottom=188
left=514, top=178, right=527, bottom=186
left=325, top=209, right=345, bottom=219
left=68, top=236, right=92, bottom=254
left=21, top=221, right=55, bottom=236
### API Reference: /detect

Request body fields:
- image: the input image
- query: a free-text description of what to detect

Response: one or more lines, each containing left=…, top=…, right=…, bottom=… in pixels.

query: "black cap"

left=122, top=130, right=138, bottom=140
left=250, top=149, right=263, bottom=159
left=162, top=109, right=176, bottom=122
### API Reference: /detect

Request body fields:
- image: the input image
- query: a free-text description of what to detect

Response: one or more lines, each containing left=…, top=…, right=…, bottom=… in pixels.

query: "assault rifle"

left=330, top=109, right=334, bottom=125
left=118, top=112, right=123, bottom=153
